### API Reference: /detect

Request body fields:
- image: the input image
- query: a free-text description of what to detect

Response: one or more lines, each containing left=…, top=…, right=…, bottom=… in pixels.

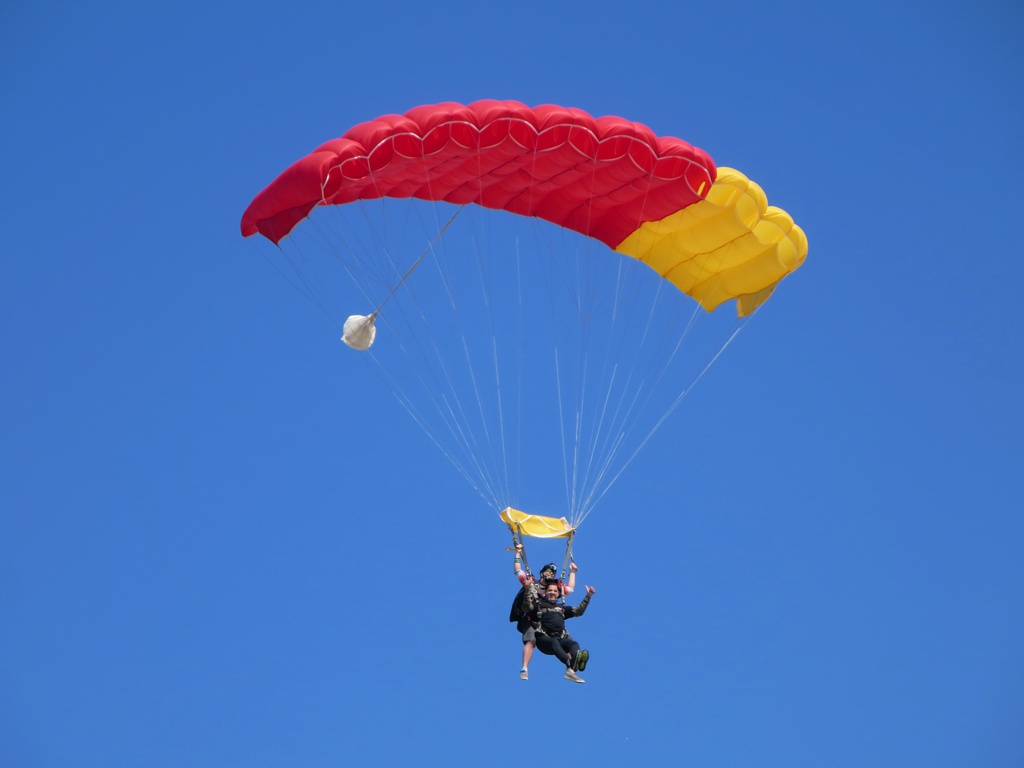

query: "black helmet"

left=539, top=563, right=558, bottom=581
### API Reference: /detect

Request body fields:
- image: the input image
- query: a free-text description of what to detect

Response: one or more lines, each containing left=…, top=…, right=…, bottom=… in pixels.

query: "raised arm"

left=566, top=585, right=595, bottom=618
left=565, top=561, right=578, bottom=594
left=513, top=543, right=528, bottom=583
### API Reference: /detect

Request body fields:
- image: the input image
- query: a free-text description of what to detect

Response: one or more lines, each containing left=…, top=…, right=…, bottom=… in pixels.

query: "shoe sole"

left=575, top=650, right=589, bottom=672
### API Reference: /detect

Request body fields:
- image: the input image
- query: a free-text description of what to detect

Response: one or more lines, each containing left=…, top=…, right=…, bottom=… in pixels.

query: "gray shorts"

left=521, top=626, right=537, bottom=644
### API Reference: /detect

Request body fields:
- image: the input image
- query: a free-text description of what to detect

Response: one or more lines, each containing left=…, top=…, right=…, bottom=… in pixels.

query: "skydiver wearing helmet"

left=511, top=545, right=577, bottom=680
left=521, top=577, right=595, bottom=683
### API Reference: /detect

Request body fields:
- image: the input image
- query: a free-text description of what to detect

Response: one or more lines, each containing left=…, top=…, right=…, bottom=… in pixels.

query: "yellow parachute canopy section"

left=615, top=167, right=808, bottom=317
left=500, top=507, right=575, bottom=539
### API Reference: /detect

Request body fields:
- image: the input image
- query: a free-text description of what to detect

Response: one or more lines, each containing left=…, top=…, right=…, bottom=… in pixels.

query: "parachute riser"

left=559, top=531, right=575, bottom=585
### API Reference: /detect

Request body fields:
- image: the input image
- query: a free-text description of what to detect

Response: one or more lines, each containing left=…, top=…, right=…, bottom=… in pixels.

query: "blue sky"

left=2, top=1, right=1022, bottom=766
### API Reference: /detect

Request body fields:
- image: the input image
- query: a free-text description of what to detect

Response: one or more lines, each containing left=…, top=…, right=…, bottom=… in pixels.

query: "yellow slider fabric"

left=615, top=167, right=808, bottom=317
left=500, top=507, right=575, bottom=539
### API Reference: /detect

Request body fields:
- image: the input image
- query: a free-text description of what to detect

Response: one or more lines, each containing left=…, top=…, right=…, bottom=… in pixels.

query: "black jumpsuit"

left=523, top=587, right=591, bottom=666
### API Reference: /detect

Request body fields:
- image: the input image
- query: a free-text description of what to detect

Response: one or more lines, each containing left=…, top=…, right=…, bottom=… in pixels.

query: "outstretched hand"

left=585, top=585, right=596, bottom=596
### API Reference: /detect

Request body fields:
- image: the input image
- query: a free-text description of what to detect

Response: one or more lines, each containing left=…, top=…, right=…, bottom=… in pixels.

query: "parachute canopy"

left=242, top=100, right=806, bottom=317
left=241, top=101, right=808, bottom=528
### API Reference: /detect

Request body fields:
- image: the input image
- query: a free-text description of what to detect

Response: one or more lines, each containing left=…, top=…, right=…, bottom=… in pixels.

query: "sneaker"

left=574, top=649, right=589, bottom=672
left=520, top=668, right=529, bottom=680
left=564, top=669, right=585, bottom=684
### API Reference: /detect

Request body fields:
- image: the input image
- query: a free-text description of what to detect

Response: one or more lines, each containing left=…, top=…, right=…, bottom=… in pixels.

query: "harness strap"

left=534, top=604, right=567, bottom=638
left=559, top=530, right=575, bottom=586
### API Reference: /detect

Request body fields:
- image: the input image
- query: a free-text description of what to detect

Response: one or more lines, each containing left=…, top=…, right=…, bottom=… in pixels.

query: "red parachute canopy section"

left=240, top=100, right=808, bottom=524
left=240, top=100, right=717, bottom=249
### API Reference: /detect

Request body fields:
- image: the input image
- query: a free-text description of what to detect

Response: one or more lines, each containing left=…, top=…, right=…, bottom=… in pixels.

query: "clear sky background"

left=2, top=1, right=1022, bottom=766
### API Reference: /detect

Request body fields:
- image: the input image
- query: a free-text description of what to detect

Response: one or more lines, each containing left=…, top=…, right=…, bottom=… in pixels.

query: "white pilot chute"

left=341, top=313, right=376, bottom=350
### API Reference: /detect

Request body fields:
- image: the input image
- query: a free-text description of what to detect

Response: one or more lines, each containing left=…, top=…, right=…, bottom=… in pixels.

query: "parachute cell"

left=241, top=100, right=806, bottom=318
